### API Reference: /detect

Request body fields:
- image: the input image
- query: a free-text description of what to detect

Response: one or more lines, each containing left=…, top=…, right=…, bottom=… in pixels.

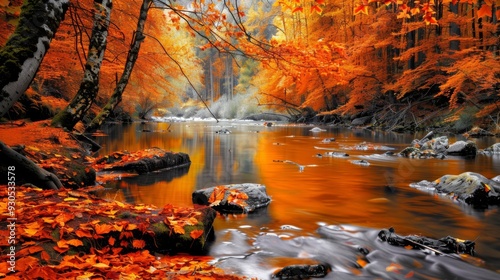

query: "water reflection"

left=95, top=121, right=500, bottom=275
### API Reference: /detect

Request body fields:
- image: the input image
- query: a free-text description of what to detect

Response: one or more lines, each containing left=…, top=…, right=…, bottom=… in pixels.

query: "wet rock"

left=192, top=183, right=271, bottom=213
left=465, top=127, right=494, bottom=138
left=321, top=137, right=335, bottom=143
left=410, top=172, right=500, bottom=207
left=420, top=136, right=449, bottom=153
left=350, top=159, right=370, bottom=166
left=378, top=227, right=476, bottom=255
left=324, top=151, right=349, bottom=157
left=310, top=127, right=326, bottom=132
left=94, top=148, right=191, bottom=175
left=446, top=140, right=477, bottom=156
left=215, top=128, right=231, bottom=134
left=399, top=147, right=444, bottom=159
left=351, top=116, right=372, bottom=126
left=482, top=143, right=500, bottom=154
left=272, top=263, right=331, bottom=279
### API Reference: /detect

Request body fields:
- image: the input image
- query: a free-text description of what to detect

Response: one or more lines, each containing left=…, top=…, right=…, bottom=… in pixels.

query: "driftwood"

left=0, top=140, right=62, bottom=190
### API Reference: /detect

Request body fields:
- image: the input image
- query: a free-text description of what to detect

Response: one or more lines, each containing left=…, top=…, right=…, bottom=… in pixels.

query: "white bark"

left=0, top=0, right=69, bottom=117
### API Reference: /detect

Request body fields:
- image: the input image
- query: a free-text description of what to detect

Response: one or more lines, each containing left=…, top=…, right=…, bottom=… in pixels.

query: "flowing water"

left=95, top=120, right=500, bottom=279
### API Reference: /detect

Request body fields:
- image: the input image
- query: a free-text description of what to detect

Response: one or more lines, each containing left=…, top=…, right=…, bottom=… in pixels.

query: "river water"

left=95, top=119, right=500, bottom=279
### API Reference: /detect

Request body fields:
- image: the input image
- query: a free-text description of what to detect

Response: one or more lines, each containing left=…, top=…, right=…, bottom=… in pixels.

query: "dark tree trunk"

left=0, top=141, right=62, bottom=190
left=51, top=0, right=112, bottom=130
left=0, top=0, right=69, bottom=117
left=87, top=0, right=151, bottom=131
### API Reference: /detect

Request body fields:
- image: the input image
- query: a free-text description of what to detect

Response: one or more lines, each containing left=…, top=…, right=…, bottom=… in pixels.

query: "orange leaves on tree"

left=311, top=5, right=323, bottom=14
left=423, top=12, right=438, bottom=25
left=477, top=4, right=492, bottom=18
left=354, top=4, right=369, bottom=16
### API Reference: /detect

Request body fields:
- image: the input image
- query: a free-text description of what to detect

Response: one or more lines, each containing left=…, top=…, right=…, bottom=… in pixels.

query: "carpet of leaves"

left=0, top=186, right=245, bottom=279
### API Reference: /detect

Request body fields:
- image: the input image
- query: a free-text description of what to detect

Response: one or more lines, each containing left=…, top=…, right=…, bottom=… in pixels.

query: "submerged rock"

left=192, top=183, right=271, bottom=213
left=410, top=172, right=500, bottom=208
left=272, top=263, right=331, bottom=279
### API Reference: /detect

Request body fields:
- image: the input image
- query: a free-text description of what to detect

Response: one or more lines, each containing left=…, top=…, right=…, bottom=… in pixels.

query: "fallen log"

left=0, top=140, right=62, bottom=190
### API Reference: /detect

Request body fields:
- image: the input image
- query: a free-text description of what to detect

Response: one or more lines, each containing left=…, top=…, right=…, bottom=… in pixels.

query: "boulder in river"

left=378, top=227, right=476, bottom=255
left=93, top=147, right=190, bottom=175
left=192, top=183, right=271, bottom=213
left=446, top=140, right=478, bottom=156
left=272, top=263, right=331, bottom=279
left=482, top=143, right=500, bottom=154
left=410, top=172, right=500, bottom=208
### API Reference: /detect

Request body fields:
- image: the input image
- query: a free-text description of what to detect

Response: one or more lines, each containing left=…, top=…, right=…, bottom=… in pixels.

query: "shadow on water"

left=95, top=120, right=500, bottom=279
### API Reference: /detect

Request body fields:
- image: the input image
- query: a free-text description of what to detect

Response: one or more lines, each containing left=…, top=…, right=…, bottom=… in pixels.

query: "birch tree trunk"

left=0, top=0, right=69, bottom=117
left=51, top=0, right=112, bottom=130
left=86, top=0, right=151, bottom=131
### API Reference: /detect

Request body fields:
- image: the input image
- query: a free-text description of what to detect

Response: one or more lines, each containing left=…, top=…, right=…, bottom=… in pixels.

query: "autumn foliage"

left=0, top=186, right=244, bottom=279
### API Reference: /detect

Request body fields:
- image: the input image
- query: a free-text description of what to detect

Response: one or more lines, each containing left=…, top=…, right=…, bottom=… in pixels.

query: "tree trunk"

left=0, top=141, right=62, bottom=190
left=0, top=0, right=69, bottom=117
left=86, top=0, right=151, bottom=132
left=51, top=0, right=112, bottom=130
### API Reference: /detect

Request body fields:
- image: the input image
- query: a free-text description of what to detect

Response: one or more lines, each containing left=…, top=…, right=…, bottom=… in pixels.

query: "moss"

left=51, top=228, right=60, bottom=241
left=0, top=0, right=69, bottom=100
left=117, top=211, right=139, bottom=219
left=151, top=222, right=170, bottom=235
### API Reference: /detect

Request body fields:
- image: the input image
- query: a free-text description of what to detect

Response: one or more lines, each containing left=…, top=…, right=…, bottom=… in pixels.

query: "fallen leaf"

left=190, top=229, right=204, bottom=240
left=132, top=239, right=146, bottom=249
left=66, top=239, right=84, bottom=247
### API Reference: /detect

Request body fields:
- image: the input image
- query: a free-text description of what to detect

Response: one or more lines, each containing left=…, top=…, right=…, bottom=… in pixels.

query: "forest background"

left=1, top=0, right=499, bottom=133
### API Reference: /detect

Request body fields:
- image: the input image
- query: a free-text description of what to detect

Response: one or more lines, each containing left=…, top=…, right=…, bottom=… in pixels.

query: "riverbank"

left=0, top=121, right=248, bottom=279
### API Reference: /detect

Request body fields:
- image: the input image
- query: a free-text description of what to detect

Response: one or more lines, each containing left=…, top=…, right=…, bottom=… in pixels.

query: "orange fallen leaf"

left=41, top=250, right=51, bottom=262
left=132, top=239, right=146, bottom=249
left=190, top=229, right=204, bottom=240
left=108, top=236, right=116, bottom=246
left=92, top=263, right=110, bottom=269
left=66, top=239, right=84, bottom=247
left=94, top=223, right=113, bottom=235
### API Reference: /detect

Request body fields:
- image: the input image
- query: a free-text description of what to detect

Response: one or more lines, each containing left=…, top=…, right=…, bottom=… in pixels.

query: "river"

left=95, top=119, right=500, bottom=279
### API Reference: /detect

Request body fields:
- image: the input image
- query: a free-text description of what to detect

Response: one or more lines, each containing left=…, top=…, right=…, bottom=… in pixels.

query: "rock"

left=309, top=127, right=326, bottom=132
left=465, top=127, right=494, bottom=138
left=215, top=128, right=231, bottom=134
left=410, top=172, right=500, bottom=207
left=192, top=183, right=271, bottom=213
left=446, top=140, right=477, bottom=156
left=378, top=227, right=475, bottom=255
left=420, top=136, right=449, bottom=153
left=272, top=264, right=331, bottom=279
left=324, top=152, right=349, bottom=157
left=350, top=159, right=370, bottom=166
left=94, top=148, right=191, bottom=175
left=351, top=116, right=372, bottom=126
left=482, top=143, right=500, bottom=154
